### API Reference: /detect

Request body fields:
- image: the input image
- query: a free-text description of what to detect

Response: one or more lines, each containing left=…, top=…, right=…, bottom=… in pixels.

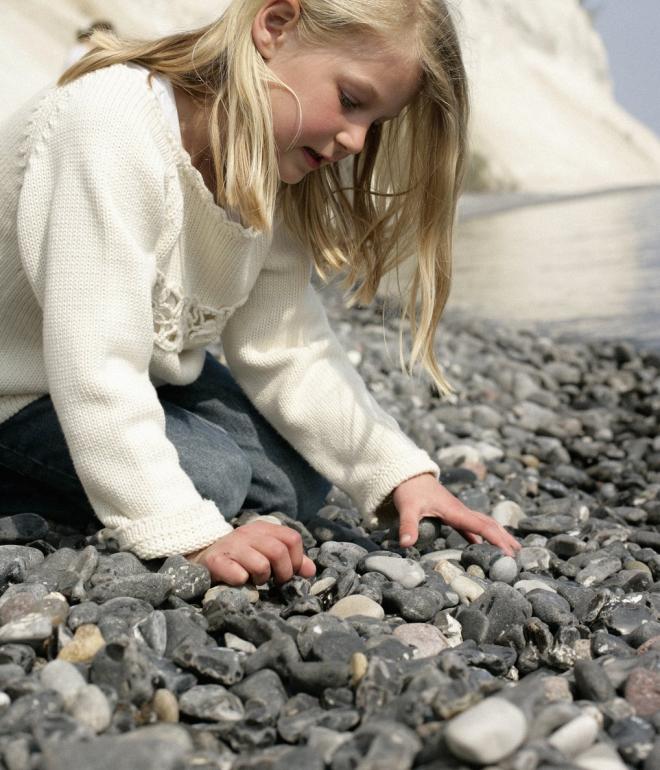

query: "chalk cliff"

left=2, top=0, right=660, bottom=193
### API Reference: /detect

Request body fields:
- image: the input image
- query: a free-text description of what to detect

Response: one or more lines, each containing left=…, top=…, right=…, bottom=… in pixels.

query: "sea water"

left=450, top=186, right=660, bottom=351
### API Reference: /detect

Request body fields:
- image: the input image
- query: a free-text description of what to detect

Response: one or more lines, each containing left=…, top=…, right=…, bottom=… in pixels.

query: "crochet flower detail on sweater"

left=151, top=271, right=234, bottom=353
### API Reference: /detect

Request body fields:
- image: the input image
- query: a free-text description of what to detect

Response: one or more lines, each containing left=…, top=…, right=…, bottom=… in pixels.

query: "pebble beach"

left=0, top=290, right=658, bottom=770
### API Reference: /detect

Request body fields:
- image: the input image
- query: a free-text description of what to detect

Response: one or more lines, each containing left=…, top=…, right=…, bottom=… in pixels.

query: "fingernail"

left=400, top=535, right=412, bottom=546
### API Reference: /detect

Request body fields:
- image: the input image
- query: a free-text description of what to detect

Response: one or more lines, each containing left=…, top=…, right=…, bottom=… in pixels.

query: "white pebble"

left=434, top=559, right=464, bottom=585
left=548, top=712, right=600, bottom=757
left=362, top=555, right=426, bottom=589
left=575, top=743, right=629, bottom=770
left=70, top=684, right=112, bottom=733
left=445, top=697, right=528, bottom=764
left=514, top=579, right=557, bottom=595
left=489, top=556, right=518, bottom=584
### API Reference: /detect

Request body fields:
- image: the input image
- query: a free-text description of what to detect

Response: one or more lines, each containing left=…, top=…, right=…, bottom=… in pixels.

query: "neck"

left=173, top=86, right=216, bottom=193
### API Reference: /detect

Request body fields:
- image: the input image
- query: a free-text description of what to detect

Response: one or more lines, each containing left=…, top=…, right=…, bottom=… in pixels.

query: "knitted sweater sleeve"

left=16, top=76, right=232, bottom=559
left=221, top=223, right=440, bottom=518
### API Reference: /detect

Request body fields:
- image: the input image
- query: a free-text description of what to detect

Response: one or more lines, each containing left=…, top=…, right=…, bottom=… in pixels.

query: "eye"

left=339, top=91, right=359, bottom=110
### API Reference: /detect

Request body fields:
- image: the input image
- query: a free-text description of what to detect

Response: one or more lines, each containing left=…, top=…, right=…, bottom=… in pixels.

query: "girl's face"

left=253, top=6, right=422, bottom=183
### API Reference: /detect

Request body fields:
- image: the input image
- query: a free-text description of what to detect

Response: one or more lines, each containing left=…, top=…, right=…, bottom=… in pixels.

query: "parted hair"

left=59, top=0, right=469, bottom=395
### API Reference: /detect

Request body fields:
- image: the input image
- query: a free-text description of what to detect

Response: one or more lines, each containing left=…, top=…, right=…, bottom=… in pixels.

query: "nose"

left=336, top=122, right=369, bottom=156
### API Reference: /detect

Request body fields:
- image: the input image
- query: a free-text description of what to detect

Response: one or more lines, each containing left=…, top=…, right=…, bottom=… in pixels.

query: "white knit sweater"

left=0, top=63, right=439, bottom=559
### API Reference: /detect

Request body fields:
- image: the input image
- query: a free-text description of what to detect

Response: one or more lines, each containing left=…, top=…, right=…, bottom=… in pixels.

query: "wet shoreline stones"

left=0, top=298, right=659, bottom=768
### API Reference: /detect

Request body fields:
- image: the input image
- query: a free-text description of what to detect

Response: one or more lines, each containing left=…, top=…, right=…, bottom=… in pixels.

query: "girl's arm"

left=221, top=224, right=518, bottom=555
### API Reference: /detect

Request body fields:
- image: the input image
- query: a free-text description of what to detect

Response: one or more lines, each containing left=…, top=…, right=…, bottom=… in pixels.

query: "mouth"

left=302, top=147, right=324, bottom=169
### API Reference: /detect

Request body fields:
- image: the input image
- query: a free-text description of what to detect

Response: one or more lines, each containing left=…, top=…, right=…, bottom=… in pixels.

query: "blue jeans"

left=0, top=353, right=331, bottom=529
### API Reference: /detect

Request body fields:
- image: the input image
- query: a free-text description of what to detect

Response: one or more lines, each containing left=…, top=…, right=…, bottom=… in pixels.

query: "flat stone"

left=309, top=576, right=337, bottom=596
left=0, top=612, right=52, bottom=644
left=317, top=542, right=368, bottom=572
left=329, top=596, right=384, bottom=620
left=0, top=514, right=49, bottom=543
left=158, top=555, right=211, bottom=601
left=421, top=549, right=463, bottom=565
left=87, top=573, right=173, bottom=606
left=393, top=623, right=450, bottom=658
left=172, top=645, right=243, bottom=686
left=445, top=696, right=527, bottom=764
left=576, top=557, right=622, bottom=587
left=179, top=684, right=244, bottom=722
left=514, top=579, right=557, bottom=594
left=361, top=555, right=426, bottom=589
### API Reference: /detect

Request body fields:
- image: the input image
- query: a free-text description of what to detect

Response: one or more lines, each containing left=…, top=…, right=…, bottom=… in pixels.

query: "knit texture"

left=0, top=63, right=439, bottom=559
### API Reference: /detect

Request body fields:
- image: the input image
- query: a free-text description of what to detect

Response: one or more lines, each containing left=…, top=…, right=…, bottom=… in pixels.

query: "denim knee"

left=202, top=449, right=252, bottom=521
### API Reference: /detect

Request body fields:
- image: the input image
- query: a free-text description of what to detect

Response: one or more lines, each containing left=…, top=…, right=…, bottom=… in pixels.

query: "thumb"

left=398, top=508, right=420, bottom=548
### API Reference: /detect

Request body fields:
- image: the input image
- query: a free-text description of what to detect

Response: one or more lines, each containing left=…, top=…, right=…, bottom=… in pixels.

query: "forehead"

left=313, top=35, right=423, bottom=100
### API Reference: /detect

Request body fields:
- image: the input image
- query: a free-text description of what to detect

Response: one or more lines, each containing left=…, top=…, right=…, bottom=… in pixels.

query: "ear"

left=252, top=0, right=301, bottom=60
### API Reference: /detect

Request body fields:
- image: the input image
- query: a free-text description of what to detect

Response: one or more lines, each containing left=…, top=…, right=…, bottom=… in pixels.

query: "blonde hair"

left=59, top=0, right=469, bottom=395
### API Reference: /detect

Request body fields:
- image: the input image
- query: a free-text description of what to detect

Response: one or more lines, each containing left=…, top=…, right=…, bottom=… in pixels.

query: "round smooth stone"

left=450, top=575, right=485, bottom=605
left=329, top=595, right=384, bottom=620
left=445, top=697, right=527, bottom=764
left=393, top=623, right=450, bottom=658
left=350, top=652, right=368, bottom=686
left=361, top=555, right=426, bottom=589
left=489, top=556, right=518, bottom=584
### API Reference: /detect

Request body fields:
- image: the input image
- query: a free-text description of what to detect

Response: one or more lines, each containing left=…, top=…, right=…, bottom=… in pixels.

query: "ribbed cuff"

left=357, top=450, right=440, bottom=517
left=100, top=500, right=234, bottom=560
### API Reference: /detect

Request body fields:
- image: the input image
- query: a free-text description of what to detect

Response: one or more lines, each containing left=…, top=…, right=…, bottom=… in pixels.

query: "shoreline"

left=0, top=300, right=656, bottom=767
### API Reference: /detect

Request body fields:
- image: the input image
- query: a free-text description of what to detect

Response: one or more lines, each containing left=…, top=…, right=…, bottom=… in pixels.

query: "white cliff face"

left=456, top=0, right=660, bottom=192
left=2, top=0, right=660, bottom=194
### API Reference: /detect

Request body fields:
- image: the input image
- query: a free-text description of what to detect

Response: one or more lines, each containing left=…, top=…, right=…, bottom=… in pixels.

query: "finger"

left=256, top=537, right=294, bottom=584
left=398, top=508, right=420, bottom=547
left=272, top=526, right=305, bottom=575
left=460, top=530, right=482, bottom=545
left=233, top=546, right=272, bottom=585
left=298, top=555, right=316, bottom=579
left=207, top=556, right=250, bottom=587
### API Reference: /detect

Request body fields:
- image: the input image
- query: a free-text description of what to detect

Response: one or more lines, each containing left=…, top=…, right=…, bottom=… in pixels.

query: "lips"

left=302, top=147, right=323, bottom=169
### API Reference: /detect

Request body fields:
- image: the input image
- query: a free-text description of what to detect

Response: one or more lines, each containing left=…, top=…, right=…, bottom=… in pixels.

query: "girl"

left=0, top=0, right=519, bottom=586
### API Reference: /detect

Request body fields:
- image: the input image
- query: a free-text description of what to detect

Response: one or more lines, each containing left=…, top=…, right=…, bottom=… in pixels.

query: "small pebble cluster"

left=0, top=294, right=659, bottom=770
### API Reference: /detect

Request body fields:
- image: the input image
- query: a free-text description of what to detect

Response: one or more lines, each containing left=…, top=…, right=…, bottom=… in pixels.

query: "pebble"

left=39, top=659, right=86, bottom=709
left=392, top=623, right=450, bottom=658
left=625, top=668, right=660, bottom=716
left=361, top=555, right=426, bottom=588
left=57, top=624, right=106, bottom=663
left=70, top=684, right=113, bottom=733
left=450, top=575, right=485, bottom=605
left=491, top=501, right=526, bottom=528
left=574, top=742, right=630, bottom=770
left=489, top=556, right=518, bottom=583
left=548, top=711, right=601, bottom=757
left=178, top=684, right=244, bottom=722
left=514, top=579, right=557, bottom=594
left=152, top=688, right=179, bottom=723
left=329, top=596, right=384, bottom=620
left=445, top=697, right=528, bottom=764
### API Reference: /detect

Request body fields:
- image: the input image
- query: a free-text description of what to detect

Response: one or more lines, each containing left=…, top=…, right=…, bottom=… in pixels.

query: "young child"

left=0, top=0, right=520, bottom=586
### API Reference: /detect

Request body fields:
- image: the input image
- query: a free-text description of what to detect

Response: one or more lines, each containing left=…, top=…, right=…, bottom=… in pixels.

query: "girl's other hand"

left=184, top=521, right=316, bottom=586
left=393, top=473, right=521, bottom=557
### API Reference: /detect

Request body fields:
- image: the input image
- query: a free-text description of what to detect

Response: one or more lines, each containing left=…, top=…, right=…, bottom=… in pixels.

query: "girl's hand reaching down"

left=184, top=521, right=316, bottom=586
left=393, top=474, right=521, bottom=557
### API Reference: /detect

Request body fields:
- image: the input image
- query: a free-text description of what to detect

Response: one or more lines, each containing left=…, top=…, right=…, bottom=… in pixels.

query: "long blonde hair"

left=59, top=0, right=469, bottom=395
